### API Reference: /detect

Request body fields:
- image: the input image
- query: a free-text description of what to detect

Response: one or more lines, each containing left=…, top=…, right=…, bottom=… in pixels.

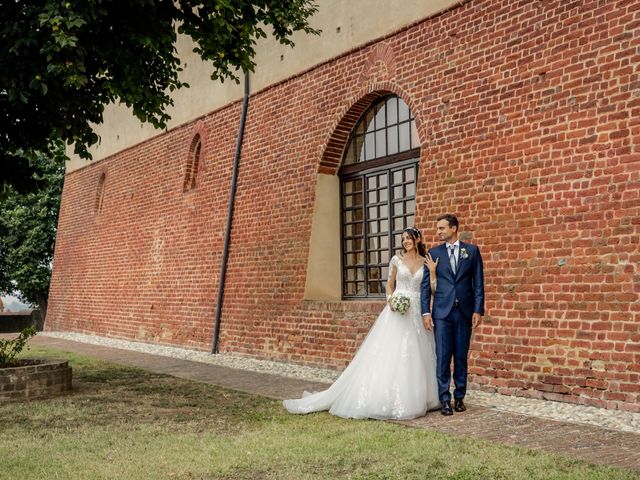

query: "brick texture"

left=0, top=360, right=72, bottom=401
left=47, top=0, right=640, bottom=411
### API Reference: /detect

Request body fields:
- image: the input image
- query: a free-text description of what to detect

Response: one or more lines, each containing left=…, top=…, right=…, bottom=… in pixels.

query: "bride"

left=284, top=227, right=440, bottom=420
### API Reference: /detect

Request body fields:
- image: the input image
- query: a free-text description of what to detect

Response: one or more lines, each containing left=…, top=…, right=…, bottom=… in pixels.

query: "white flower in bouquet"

left=390, top=294, right=410, bottom=314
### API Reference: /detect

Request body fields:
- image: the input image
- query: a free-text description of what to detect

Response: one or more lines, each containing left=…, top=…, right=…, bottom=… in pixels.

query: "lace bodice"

left=390, top=255, right=423, bottom=295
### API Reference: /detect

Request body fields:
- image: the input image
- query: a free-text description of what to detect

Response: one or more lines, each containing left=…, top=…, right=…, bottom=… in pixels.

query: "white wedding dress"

left=284, top=255, right=440, bottom=420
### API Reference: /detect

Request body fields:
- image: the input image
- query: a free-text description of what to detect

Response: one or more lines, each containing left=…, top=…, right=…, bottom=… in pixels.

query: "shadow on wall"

left=0, top=311, right=44, bottom=333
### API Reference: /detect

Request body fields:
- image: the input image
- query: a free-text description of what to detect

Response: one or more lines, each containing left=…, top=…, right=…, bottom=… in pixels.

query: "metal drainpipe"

left=212, top=71, right=250, bottom=354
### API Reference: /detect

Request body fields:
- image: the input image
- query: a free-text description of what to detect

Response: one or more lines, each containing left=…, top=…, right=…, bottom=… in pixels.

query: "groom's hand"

left=423, top=314, right=433, bottom=331
left=472, top=313, right=482, bottom=328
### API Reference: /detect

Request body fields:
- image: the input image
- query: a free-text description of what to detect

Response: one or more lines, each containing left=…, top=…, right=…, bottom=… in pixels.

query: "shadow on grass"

left=10, top=345, right=278, bottom=434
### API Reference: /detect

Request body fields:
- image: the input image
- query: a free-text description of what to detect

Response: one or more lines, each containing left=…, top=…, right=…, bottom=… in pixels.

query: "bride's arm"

left=386, top=258, right=398, bottom=305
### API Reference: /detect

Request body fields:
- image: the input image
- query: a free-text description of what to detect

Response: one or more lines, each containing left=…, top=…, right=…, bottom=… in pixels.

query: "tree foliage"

left=0, top=141, right=65, bottom=315
left=0, top=0, right=319, bottom=190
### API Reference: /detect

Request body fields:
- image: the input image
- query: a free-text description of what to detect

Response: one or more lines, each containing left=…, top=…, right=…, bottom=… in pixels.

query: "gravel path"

left=42, top=331, right=639, bottom=434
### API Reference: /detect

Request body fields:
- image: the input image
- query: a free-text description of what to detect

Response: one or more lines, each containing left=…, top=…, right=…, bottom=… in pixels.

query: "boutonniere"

left=460, top=248, right=469, bottom=259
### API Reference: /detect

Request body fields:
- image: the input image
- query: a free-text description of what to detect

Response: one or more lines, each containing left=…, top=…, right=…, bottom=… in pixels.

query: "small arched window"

left=184, top=134, right=202, bottom=191
left=95, top=173, right=106, bottom=213
left=339, top=95, right=420, bottom=298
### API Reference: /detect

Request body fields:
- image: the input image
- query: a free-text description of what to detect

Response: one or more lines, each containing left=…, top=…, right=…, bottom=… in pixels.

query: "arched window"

left=184, top=134, right=202, bottom=191
left=95, top=173, right=106, bottom=213
left=340, top=95, right=420, bottom=298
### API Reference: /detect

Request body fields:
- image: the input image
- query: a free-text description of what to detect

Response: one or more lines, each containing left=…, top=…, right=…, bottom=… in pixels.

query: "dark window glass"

left=342, top=97, right=417, bottom=165
left=340, top=97, right=419, bottom=299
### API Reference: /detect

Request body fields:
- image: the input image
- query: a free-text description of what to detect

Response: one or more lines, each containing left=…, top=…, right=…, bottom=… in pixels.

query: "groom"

left=421, top=214, right=485, bottom=416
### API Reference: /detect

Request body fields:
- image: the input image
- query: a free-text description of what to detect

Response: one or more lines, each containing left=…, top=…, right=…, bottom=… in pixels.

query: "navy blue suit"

left=420, top=242, right=484, bottom=403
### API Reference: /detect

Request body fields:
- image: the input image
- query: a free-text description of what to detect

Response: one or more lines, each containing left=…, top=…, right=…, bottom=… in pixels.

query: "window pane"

left=405, top=199, right=415, bottom=213
left=344, top=223, right=353, bottom=236
left=367, top=176, right=377, bottom=189
left=368, top=206, right=378, bottom=219
left=381, top=251, right=389, bottom=265
left=379, top=188, right=388, bottom=202
left=374, top=103, right=386, bottom=130
left=356, top=283, right=365, bottom=296
left=379, top=175, right=387, bottom=188
left=398, top=99, right=410, bottom=122
left=380, top=219, right=388, bottom=231
left=380, top=236, right=388, bottom=249
left=345, top=195, right=353, bottom=208
left=387, top=125, right=398, bottom=155
left=379, top=204, right=388, bottom=218
left=393, top=202, right=403, bottom=216
left=394, top=233, right=402, bottom=250
left=353, top=192, right=363, bottom=206
left=368, top=221, right=379, bottom=234
left=344, top=181, right=353, bottom=194
left=368, top=252, right=379, bottom=264
left=353, top=178, right=363, bottom=192
left=368, top=190, right=377, bottom=204
left=411, top=120, right=420, bottom=148
left=369, top=281, right=381, bottom=294
left=394, top=217, right=404, bottom=230
left=354, top=222, right=363, bottom=236
left=344, top=210, right=353, bottom=223
left=405, top=183, right=415, bottom=196
left=399, top=122, right=410, bottom=152
left=343, top=140, right=355, bottom=165
left=355, top=135, right=365, bottom=162
left=393, top=170, right=403, bottom=184
left=375, top=129, right=386, bottom=157
left=368, top=267, right=381, bottom=280
left=368, top=237, right=379, bottom=249
left=351, top=252, right=364, bottom=265
left=365, top=132, right=375, bottom=160
left=345, top=282, right=356, bottom=295
left=386, top=97, right=398, bottom=124
left=405, top=168, right=415, bottom=182
left=356, top=268, right=365, bottom=281
left=393, top=185, right=403, bottom=199
left=364, top=110, right=375, bottom=134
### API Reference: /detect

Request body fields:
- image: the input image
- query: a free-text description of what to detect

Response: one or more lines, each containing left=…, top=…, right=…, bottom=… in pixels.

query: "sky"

left=1, top=294, right=31, bottom=312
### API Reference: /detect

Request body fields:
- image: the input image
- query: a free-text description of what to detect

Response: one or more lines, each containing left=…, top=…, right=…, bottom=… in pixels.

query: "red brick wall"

left=47, top=0, right=640, bottom=411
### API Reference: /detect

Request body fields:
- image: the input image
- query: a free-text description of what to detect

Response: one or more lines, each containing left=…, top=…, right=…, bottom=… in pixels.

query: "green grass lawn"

left=1, top=346, right=638, bottom=480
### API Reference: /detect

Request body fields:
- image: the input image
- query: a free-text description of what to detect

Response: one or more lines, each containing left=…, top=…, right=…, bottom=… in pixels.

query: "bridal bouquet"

left=390, top=294, right=410, bottom=314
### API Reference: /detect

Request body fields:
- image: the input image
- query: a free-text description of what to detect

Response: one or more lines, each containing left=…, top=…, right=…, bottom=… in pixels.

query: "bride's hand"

left=424, top=253, right=438, bottom=275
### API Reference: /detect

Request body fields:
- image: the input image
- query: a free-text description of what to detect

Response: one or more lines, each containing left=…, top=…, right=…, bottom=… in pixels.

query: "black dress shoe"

left=454, top=399, right=466, bottom=412
left=441, top=401, right=453, bottom=416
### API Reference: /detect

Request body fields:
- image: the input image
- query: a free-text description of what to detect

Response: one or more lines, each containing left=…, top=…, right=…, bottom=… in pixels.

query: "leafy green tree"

left=0, top=141, right=65, bottom=316
left=1, top=0, right=319, bottom=190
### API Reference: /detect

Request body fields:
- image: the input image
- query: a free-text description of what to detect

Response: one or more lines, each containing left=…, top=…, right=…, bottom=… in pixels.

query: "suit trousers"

left=433, top=306, right=473, bottom=403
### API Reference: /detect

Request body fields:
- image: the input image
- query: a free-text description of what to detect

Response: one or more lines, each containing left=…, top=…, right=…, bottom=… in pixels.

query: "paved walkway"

left=25, top=335, right=640, bottom=472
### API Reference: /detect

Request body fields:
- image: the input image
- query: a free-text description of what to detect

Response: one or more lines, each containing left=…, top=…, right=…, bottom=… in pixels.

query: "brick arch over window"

left=183, top=120, right=208, bottom=192
left=305, top=85, right=423, bottom=301
left=318, top=82, right=423, bottom=175
left=95, top=172, right=106, bottom=213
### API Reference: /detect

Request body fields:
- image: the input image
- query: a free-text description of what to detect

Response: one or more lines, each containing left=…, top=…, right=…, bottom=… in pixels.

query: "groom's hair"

left=437, top=213, right=459, bottom=231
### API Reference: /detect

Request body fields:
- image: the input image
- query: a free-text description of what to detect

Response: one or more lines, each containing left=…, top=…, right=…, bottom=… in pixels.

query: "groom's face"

left=436, top=219, right=457, bottom=243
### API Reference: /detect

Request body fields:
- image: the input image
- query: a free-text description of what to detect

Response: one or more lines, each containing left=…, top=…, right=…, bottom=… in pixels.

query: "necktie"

left=449, top=245, right=457, bottom=274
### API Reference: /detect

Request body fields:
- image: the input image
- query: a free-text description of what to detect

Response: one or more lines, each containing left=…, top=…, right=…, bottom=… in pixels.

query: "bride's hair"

left=401, top=227, right=426, bottom=257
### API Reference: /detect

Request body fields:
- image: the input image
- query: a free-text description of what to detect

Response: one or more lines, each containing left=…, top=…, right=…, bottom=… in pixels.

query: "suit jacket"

left=420, top=241, right=484, bottom=320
